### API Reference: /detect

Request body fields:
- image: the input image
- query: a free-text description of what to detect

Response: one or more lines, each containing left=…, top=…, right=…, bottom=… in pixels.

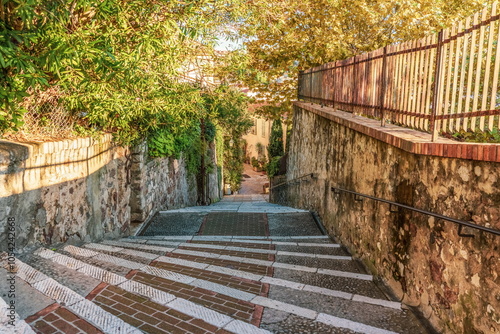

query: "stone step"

left=105, top=238, right=374, bottom=281
left=38, top=246, right=401, bottom=334
left=0, top=295, right=35, bottom=334
left=142, top=204, right=431, bottom=333
left=99, top=239, right=399, bottom=304
left=169, top=247, right=372, bottom=280
left=263, top=283, right=421, bottom=333
left=10, top=255, right=113, bottom=334
left=0, top=266, right=55, bottom=321
left=169, top=241, right=353, bottom=258
left=1, top=257, right=141, bottom=334
left=24, top=303, right=107, bottom=334
left=159, top=206, right=309, bottom=213
left=60, top=245, right=258, bottom=302
left=105, top=239, right=352, bottom=260
left=92, top=241, right=402, bottom=310
left=189, top=239, right=340, bottom=247
left=33, top=248, right=270, bottom=334
left=131, top=235, right=331, bottom=241
left=0, top=205, right=431, bottom=333
left=121, top=237, right=351, bottom=256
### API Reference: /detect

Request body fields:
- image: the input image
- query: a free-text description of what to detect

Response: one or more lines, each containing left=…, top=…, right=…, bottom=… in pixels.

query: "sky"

left=214, top=36, right=243, bottom=51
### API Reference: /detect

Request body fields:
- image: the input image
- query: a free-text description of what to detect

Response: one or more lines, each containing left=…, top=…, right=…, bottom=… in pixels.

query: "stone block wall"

left=0, top=135, right=199, bottom=251
left=280, top=102, right=500, bottom=333
left=129, top=142, right=198, bottom=223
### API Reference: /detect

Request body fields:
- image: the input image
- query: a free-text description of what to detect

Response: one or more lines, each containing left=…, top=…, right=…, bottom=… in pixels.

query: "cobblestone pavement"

left=1, top=197, right=432, bottom=333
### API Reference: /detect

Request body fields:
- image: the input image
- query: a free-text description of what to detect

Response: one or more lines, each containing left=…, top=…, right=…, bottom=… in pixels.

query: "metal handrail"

left=269, top=173, right=316, bottom=190
left=331, top=186, right=500, bottom=237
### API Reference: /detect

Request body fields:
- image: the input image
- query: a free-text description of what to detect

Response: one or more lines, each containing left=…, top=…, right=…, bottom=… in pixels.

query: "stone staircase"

left=0, top=203, right=430, bottom=334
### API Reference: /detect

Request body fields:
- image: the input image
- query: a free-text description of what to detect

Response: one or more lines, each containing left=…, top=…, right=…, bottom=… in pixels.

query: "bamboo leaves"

left=0, top=0, right=251, bottom=147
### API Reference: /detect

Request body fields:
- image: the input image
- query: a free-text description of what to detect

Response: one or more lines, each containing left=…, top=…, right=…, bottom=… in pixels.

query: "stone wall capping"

left=49, top=141, right=56, bottom=153
left=39, top=141, right=49, bottom=154
left=0, top=141, right=30, bottom=167
left=81, top=137, right=89, bottom=147
left=295, top=101, right=500, bottom=163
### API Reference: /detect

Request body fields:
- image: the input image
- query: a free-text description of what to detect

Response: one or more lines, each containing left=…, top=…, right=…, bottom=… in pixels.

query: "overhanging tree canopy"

left=0, top=0, right=249, bottom=144
left=233, top=0, right=494, bottom=116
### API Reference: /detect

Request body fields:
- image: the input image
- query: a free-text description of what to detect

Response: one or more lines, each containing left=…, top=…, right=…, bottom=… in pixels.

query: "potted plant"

left=251, top=157, right=260, bottom=171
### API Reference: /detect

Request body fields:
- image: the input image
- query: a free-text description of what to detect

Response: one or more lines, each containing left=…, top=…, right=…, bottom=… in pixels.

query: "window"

left=250, top=118, right=257, bottom=135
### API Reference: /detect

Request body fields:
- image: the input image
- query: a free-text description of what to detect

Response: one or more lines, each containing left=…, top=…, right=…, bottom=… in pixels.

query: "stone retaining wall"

left=280, top=102, right=500, bottom=334
left=129, top=142, right=198, bottom=223
left=0, top=135, right=199, bottom=251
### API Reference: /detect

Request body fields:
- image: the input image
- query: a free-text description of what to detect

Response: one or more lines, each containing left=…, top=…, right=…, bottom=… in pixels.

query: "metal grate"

left=199, top=212, right=268, bottom=236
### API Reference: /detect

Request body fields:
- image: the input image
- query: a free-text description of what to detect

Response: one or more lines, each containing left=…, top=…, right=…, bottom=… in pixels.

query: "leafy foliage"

left=204, top=119, right=217, bottom=143
left=251, top=157, right=260, bottom=169
left=266, top=155, right=282, bottom=178
left=4, top=0, right=487, bottom=184
left=148, top=123, right=201, bottom=159
left=224, top=138, right=246, bottom=191
left=230, top=0, right=495, bottom=117
left=447, top=129, right=500, bottom=143
left=266, top=119, right=284, bottom=178
left=0, top=0, right=256, bottom=189
left=0, top=0, right=248, bottom=143
left=253, top=104, right=290, bottom=123
left=205, top=86, right=253, bottom=191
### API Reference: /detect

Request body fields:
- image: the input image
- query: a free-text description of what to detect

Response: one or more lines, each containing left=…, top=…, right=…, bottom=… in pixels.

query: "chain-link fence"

left=4, top=88, right=81, bottom=142
left=18, top=104, right=77, bottom=140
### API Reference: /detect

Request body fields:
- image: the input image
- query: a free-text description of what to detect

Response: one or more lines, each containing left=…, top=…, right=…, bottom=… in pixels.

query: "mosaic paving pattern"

left=200, top=212, right=268, bottom=236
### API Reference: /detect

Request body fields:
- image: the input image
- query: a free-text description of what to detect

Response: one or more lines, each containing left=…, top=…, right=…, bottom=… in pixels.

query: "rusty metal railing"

left=269, top=173, right=316, bottom=190
left=331, top=186, right=500, bottom=237
left=298, top=3, right=500, bottom=140
left=270, top=171, right=500, bottom=236
left=269, top=173, right=317, bottom=207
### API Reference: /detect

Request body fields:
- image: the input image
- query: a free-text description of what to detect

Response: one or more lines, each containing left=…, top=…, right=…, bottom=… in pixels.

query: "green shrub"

left=266, top=155, right=282, bottom=178
left=251, top=157, right=259, bottom=168
left=448, top=128, right=500, bottom=143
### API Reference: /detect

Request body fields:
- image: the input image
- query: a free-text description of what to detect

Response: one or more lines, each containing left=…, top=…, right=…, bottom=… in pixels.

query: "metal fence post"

left=297, top=70, right=304, bottom=100
left=431, top=30, right=444, bottom=141
left=309, top=70, right=313, bottom=104
left=380, top=47, right=388, bottom=126
left=352, top=56, right=357, bottom=113
left=331, top=63, right=336, bottom=109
